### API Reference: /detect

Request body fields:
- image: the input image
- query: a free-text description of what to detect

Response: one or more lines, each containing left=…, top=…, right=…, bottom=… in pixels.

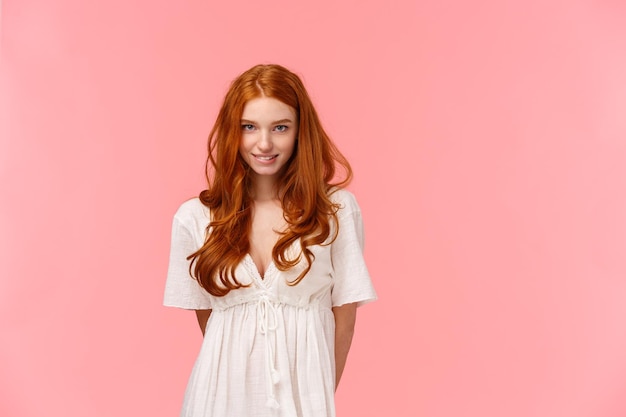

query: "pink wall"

left=2, top=1, right=626, bottom=416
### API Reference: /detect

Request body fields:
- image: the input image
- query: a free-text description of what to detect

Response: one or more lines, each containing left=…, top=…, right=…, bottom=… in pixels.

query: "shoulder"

left=329, top=188, right=361, bottom=215
left=173, top=197, right=210, bottom=228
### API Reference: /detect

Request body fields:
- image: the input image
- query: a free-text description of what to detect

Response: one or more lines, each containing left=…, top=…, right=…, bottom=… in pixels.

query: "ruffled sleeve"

left=163, top=200, right=212, bottom=310
left=330, top=190, right=377, bottom=307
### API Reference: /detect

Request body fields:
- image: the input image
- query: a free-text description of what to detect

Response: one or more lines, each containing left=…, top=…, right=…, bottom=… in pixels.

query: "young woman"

left=164, top=64, right=376, bottom=417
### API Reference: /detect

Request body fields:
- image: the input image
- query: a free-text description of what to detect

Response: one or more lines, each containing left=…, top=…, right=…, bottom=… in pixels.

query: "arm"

left=332, top=302, right=357, bottom=390
left=195, top=309, right=212, bottom=336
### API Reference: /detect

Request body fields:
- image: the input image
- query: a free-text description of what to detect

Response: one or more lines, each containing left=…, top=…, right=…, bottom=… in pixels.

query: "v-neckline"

left=244, top=253, right=276, bottom=286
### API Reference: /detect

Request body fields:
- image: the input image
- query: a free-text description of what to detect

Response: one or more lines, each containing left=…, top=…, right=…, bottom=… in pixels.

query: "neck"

left=250, top=175, right=280, bottom=202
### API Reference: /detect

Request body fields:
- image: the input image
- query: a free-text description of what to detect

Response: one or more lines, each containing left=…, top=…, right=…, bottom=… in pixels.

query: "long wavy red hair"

left=188, top=64, right=352, bottom=296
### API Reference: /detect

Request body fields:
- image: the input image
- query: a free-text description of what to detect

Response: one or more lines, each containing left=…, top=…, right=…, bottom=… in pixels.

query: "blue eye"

left=274, top=125, right=288, bottom=132
left=241, top=124, right=255, bottom=131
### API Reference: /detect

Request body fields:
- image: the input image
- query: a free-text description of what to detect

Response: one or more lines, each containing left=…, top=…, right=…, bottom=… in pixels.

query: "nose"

left=257, top=130, right=273, bottom=151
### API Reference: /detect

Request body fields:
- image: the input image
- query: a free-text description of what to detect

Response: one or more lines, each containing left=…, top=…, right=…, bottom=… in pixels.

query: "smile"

left=253, top=154, right=278, bottom=161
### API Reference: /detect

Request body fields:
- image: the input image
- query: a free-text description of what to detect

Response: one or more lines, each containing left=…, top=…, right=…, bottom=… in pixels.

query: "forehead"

left=241, top=97, right=296, bottom=121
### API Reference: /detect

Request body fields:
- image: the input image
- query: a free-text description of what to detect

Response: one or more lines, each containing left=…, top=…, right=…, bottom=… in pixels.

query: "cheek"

left=237, top=141, right=249, bottom=163
left=288, top=136, right=298, bottom=155
left=239, top=136, right=251, bottom=153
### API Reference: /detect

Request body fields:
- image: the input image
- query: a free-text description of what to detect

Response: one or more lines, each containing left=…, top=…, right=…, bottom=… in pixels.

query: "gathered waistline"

left=210, top=297, right=332, bottom=313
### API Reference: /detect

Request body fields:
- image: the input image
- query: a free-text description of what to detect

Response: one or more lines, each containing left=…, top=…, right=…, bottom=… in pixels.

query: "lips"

left=253, top=154, right=278, bottom=161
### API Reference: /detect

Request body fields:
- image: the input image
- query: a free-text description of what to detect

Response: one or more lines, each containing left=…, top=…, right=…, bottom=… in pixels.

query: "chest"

left=248, top=201, right=287, bottom=278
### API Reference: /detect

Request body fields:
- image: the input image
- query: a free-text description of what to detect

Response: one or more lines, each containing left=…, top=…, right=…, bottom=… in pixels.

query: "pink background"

left=2, top=1, right=626, bottom=416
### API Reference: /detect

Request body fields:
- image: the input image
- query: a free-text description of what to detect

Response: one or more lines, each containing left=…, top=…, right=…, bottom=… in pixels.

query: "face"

left=239, top=96, right=298, bottom=182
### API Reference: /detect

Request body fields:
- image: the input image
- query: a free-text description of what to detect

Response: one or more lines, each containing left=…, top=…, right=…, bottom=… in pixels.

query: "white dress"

left=163, top=189, right=377, bottom=417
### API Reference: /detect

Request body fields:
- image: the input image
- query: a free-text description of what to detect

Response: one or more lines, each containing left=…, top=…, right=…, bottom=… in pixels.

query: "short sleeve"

left=163, top=207, right=212, bottom=310
left=330, top=191, right=377, bottom=307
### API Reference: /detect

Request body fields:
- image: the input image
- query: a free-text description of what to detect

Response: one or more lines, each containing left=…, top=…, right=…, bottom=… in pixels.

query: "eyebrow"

left=240, top=119, right=294, bottom=125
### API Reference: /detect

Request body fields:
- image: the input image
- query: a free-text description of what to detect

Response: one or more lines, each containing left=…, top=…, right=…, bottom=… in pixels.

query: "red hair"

left=188, top=64, right=352, bottom=296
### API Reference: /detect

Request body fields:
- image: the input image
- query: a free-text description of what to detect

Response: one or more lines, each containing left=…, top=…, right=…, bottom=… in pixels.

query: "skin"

left=195, top=95, right=358, bottom=389
left=196, top=309, right=211, bottom=336
left=332, top=302, right=357, bottom=390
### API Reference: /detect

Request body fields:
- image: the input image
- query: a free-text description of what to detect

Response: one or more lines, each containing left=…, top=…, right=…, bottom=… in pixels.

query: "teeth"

left=256, top=155, right=275, bottom=160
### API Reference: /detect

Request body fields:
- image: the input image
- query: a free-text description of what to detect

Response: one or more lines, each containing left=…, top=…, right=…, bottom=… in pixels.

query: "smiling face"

left=239, top=96, right=298, bottom=185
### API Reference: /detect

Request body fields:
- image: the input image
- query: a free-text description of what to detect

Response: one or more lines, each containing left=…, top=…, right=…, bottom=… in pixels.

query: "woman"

left=164, top=64, right=376, bottom=417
